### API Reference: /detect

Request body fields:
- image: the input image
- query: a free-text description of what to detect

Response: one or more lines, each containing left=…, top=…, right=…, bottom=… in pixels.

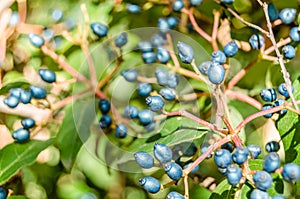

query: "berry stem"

left=184, top=175, right=189, bottom=199
left=97, top=58, right=123, bottom=89
left=0, top=0, right=14, bottom=16
left=264, top=37, right=292, bottom=55
left=17, top=0, right=27, bottom=23
left=165, top=63, right=204, bottom=82
left=190, top=60, right=210, bottom=84
left=211, top=9, right=220, bottom=51
left=165, top=33, right=180, bottom=68
left=225, top=90, right=262, bottom=110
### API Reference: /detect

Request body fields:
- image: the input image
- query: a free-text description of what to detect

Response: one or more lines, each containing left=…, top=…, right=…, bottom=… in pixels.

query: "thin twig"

left=264, top=37, right=292, bottom=55
left=212, top=10, right=220, bottom=51
left=184, top=175, right=189, bottom=199
left=226, top=90, right=262, bottom=110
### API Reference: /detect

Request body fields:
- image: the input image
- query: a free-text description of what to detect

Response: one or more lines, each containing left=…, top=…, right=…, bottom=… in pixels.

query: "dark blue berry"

left=173, top=0, right=184, bottom=12
left=279, top=8, right=296, bottom=24
left=159, top=88, right=176, bottom=101
left=166, top=191, right=185, bottom=199
left=278, top=83, right=293, bottom=98
left=158, top=18, right=170, bottom=33
left=232, top=146, right=249, bottom=164
left=137, top=82, right=152, bottom=97
left=221, top=142, right=234, bottom=153
left=223, top=41, right=238, bottom=57
left=183, top=162, right=199, bottom=173
left=12, top=128, right=30, bottom=142
left=157, top=47, right=170, bottom=64
left=124, top=105, right=139, bottom=119
left=221, top=0, right=234, bottom=4
left=21, top=118, right=35, bottom=129
left=90, top=23, right=108, bottom=37
left=177, top=42, right=194, bottom=64
left=167, top=73, right=179, bottom=88
left=227, top=164, right=242, bottom=186
left=198, top=61, right=212, bottom=76
left=289, top=27, right=300, bottom=42
left=260, top=88, right=277, bottom=102
left=190, top=0, right=203, bottom=6
left=167, top=17, right=179, bottom=28
left=138, top=110, right=154, bottom=126
left=126, top=4, right=140, bottom=13
left=19, top=89, right=31, bottom=104
left=155, top=68, right=168, bottom=86
left=263, top=152, right=280, bottom=173
left=207, top=62, right=225, bottom=84
left=145, top=122, right=156, bottom=132
left=142, top=52, right=157, bottom=64
left=250, top=189, right=270, bottom=199
left=115, top=124, right=127, bottom=138
left=282, top=163, right=300, bottom=183
left=0, top=188, right=7, bottom=199
left=282, top=45, right=295, bottom=59
left=39, top=69, right=56, bottom=83
left=115, top=32, right=127, bottom=48
left=30, top=86, right=46, bottom=99
left=247, top=145, right=261, bottom=159
left=249, top=34, right=265, bottom=50
left=201, top=142, right=212, bottom=158
left=28, top=33, right=44, bottom=48
left=262, top=104, right=274, bottom=118
left=146, top=96, right=164, bottom=112
left=151, top=33, right=167, bottom=47
left=214, top=149, right=231, bottom=168
left=121, top=69, right=138, bottom=82
left=98, top=99, right=111, bottom=114
left=174, top=142, right=197, bottom=157
left=52, top=9, right=63, bottom=22
left=272, top=194, right=285, bottom=199
left=137, top=41, right=153, bottom=53
left=211, top=50, right=226, bottom=64
left=164, top=162, right=183, bottom=180
left=253, top=170, right=273, bottom=191
left=139, top=176, right=161, bottom=194
left=154, top=143, right=172, bottom=163
left=9, top=88, right=22, bottom=98
left=268, top=3, right=279, bottom=22
left=265, top=141, right=280, bottom=153
left=134, top=151, right=154, bottom=169
left=4, top=95, right=19, bottom=108
left=99, top=115, right=112, bottom=129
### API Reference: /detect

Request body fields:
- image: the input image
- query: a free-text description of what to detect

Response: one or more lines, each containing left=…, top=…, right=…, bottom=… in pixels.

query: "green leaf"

left=239, top=182, right=253, bottom=199
left=248, top=159, right=263, bottom=171
left=0, top=139, right=53, bottom=185
left=233, top=0, right=252, bottom=13
left=8, top=196, right=29, bottom=199
left=209, top=179, right=232, bottom=199
left=0, top=81, right=30, bottom=95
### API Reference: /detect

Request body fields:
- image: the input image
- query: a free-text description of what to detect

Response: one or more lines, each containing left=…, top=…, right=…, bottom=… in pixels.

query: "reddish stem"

left=212, top=10, right=220, bottom=51
left=226, top=90, right=262, bottom=110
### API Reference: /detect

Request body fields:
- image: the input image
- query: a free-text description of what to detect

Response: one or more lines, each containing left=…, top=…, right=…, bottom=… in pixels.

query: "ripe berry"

left=52, top=9, right=63, bottom=22
left=211, top=50, right=226, bottom=64
left=272, top=194, right=285, bottom=199
left=124, top=105, right=139, bottom=119
left=268, top=3, right=279, bottom=22
left=145, top=122, right=156, bottom=132
left=250, top=189, right=270, bottom=199
left=232, top=146, right=249, bottom=165
left=4, top=95, right=19, bottom=108
left=221, top=142, right=234, bottom=153
left=198, top=61, right=212, bottom=76
left=159, top=88, right=176, bottom=101
left=190, top=0, right=203, bottom=6
left=90, top=22, right=108, bottom=37
left=18, top=89, right=30, bottom=104
left=265, top=141, right=280, bottom=153
left=218, top=167, right=227, bottom=175
left=253, top=170, right=273, bottom=191
left=42, top=28, right=54, bottom=41
left=282, top=45, right=295, bottom=59
left=115, top=32, right=128, bottom=48
left=146, top=96, right=164, bottom=112
left=126, top=4, right=140, bottom=13
left=99, top=115, right=112, bottom=129
left=207, top=62, right=225, bottom=84
left=173, top=0, right=184, bottom=12
left=28, top=33, right=44, bottom=48
left=247, top=145, right=261, bottom=159
left=221, top=0, right=234, bottom=4
left=260, top=88, right=277, bottom=102
left=138, top=41, right=153, bottom=53
left=154, top=143, right=172, bottom=163
left=183, top=162, right=199, bottom=173
left=157, top=47, right=170, bottom=64
left=279, top=8, right=296, bottom=24
left=263, top=152, right=280, bottom=173
left=115, top=124, right=127, bottom=138
left=262, top=104, right=274, bottom=118
left=214, top=149, right=232, bottom=168
left=164, top=162, right=183, bottom=180
left=201, top=142, right=212, bottom=158
left=274, top=99, right=287, bottom=115
left=278, top=83, right=294, bottom=98
left=158, top=18, right=170, bottom=33
left=139, top=176, right=161, bottom=194
left=21, top=118, right=35, bottom=129
left=249, top=34, right=265, bottom=50
left=9, top=88, right=22, bottom=98
left=137, top=82, right=152, bottom=97
left=138, top=110, right=154, bottom=126
left=289, top=27, right=300, bottom=42
left=98, top=99, right=111, bottom=114
left=282, top=163, right=300, bottom=183
left=227, top=164, right=242, bottom=186
left=167, top=73, right=179, bottom=88
left=121, top=69, right=138, bottom=82
left=30, top=86, right=46, bottom=99
left=0, top=187, right=7, bottom=199
left=167, top=17, right=179, bottom=28
left=155, top=68, right=169, bottom=86
left=142, top=52, right=157, bottom=64
left=174, top=142, right=197, bottom=157
left=39, top=69, right=56, bottom=83
left=177, top=42, right=194, bottom=64
left=223, top=40, right=238, bottom=57
left=9, top=11, right=19, bottom=26
left=134, top=151, right=154, bottom=169
left=12, top=128, right=30, bottom=142
left=166, top=191, right=184, bottom=199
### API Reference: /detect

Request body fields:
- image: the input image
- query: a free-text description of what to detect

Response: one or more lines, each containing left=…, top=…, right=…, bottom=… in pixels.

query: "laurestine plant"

left=0, top=0, right=300, bottom=198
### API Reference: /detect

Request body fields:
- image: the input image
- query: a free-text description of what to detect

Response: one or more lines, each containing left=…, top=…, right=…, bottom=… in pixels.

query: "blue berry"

left=115, top=32, right=127, bottom=48
left=268, top=3, right=279, bottom=22
left=289, top=27, right=300, bottom=42
left=9, top=88, right=22, bottom=98
left=164, top=162, right=183, bottom=180
left=90, top=23, right=108, bottom=37
left=137, top=41, right=153, bottom=53
left=137, top=82, right=152, bottom=97
left=28, top=33, right=44, bottom=48
left=247, top=145, right=261, bottom=159
left=282, top=45, right=295, bottom=59
left=99, top=115, right=112, bottom=129
left=221, top=142, right=234, bottom=153
left=278, top=83, right=293, bottom=98
left=263, top=152, right=280, bottom=173
left=126, top=4, right=140, bottom=13
left=265, top=141, right=280, bottom=153
left=232, top=146, right=249, bottom=165
left=145, top=122, right=156, bottom=132
left=223, top=41, right=238, bottom=57
left=52, top=9, right=63, bottom=22
left=262, top=104, right=274, bottom=118
left=253, top=170, right=273, bottom=191
left=201, top=142, right=212, bottom=158
left=121, top=69, right=138, bottom=82
left=167, top=17, right=179, bottom=28
left=159, top=88, right=176, bottom=101
left=12, top=128, right=30, bottom=142
left=39, top=69, right=56, bottom=83
left=279, top=8, right=296, bottom=24
left=9, top=11, right=19, bottom=26
left=134, top=151, right=154, bottom=169
left=138, top=110, right=154, bottom=126
left=174, top=142, right=197, bottom=157
left=98, top=99, right=111, bottom=114
left=157, top=47, right=170, bottom=64
left=282, top=163, right=300, bottom=183
left=19, top=89, right=31, bottom=104
left=146, top=96, right=164, bottom=112
left=190, top=0, right=203, bottom=6
left=198, top=61, right=212, bottom=76
left=154, top=143, right=172, bottom=163
left=177, top=42, right=194, bottom=64
left=64, top=18, right=76, bottom=30
left=211, top=50, right=226, bottom=64
left=167, top=73, right=179, bottom=88
left=183, top=162, right=199, bottom=173
left=4, top=95, right=19, bottom=108
left=0, top=188, right=7, bottom=199
left=166, top=191, right=185, bottom=199
left=21, top=118, right=35, bottom=129
left=124, top=105, right=139, bottom=119
left=260, top=88, right=277, bottom=102
left=274, top=99, right=287, bottom=115
left=221, top=0, right=234, bottom=4
left=30, top=86, right=46, bottom=99
left=151, top=33, right=167, bottom=47
left=158, top=18, right=170, bottom=33
left=155, top=68, right=169, bottom=86
left=249, top=34, right=265, bottom=50
left=272, top=194, right=285, bottom=199
left=42, top=28, right=54, bottom=41
left=142, top=52, right=157, bottom=64
left=250, top=189, right=270, bottom=199
left=173, top=0, right=184, bottom=12
left=214, top=149, right=232, bottom=168
left=139, top=176, right=161, bottom=194
left=207, top=62, right=225, bottom=84
left=115, top=124, right=127, bottom=138
left=218, top=167, right=227, bottom=175
left=227, top=164, right=242, bottom=186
